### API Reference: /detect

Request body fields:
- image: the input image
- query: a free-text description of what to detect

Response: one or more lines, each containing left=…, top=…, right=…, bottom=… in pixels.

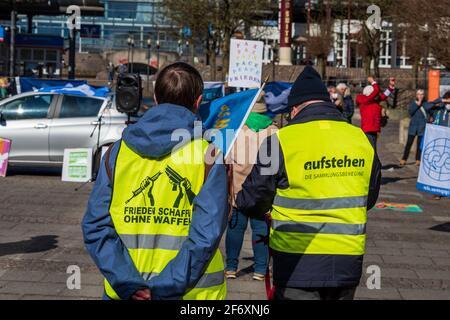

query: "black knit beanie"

left=287, top=66, right=331, bottom=108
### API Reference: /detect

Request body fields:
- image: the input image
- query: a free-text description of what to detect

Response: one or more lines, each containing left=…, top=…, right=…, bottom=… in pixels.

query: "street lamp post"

left=178, top=39, right=182, bottom=59
left=130, top=37, right=135, bottom=74
left=147, top=37, right=152, bottom=94
left=156, top=39, right=160, bottom=70
left=127, top=35, right=133, bottom=73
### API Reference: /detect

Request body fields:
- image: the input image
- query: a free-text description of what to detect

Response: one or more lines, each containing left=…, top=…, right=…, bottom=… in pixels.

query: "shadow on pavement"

left=0, top=235, right=58, bottom=257
left=7, top=166, right=62, bottom=177
left=381, top=176, right=417, bottom=186
left=382, top=163, right=403, bottom=170
left=430, top=223, right=450, bottom=233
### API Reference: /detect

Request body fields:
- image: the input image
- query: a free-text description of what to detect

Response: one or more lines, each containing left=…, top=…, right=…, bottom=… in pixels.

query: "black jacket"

left=236, top=102, right=381, bottom=288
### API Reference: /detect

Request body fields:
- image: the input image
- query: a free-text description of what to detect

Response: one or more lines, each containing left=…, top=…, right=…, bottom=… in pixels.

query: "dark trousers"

left=365, top=132, right=378, bottom=151
left=274, top=286, right=357, bottom=301
left=402, top=135, right=423, bottom=162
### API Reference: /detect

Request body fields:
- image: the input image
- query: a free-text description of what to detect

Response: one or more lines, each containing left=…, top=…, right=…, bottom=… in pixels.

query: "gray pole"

left=9, top=8, right=16, bottom=78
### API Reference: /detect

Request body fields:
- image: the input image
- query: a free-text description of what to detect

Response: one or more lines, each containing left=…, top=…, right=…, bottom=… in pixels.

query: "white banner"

left=416, top=124, right=450, bottom=197
left=228, top=39, right=264, bottom=89
left=62, top=148, right=93, bottom=182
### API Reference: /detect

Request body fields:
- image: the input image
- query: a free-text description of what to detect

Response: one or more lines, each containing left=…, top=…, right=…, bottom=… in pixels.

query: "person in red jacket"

left=356, top=77, right=396, bottom=149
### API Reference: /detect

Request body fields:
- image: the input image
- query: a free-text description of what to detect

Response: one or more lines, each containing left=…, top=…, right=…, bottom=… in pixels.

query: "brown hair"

left=154, top=62, right=203, bottom=110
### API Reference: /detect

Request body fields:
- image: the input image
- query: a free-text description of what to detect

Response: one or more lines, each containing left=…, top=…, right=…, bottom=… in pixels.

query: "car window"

left=59, top=96, right=103, bottom=118
left=1, top=94, right=52, bottom=120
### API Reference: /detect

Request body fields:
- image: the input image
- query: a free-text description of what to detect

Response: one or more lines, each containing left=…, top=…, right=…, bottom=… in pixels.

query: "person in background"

left=425, top=91, right=450, bottom=128
left=328, top=86, right=344, bottom=113
left=107, top=62, right=115, bottom=86
left=0, top=77, right=9, bottom=100
left=356, top=76, right=396, bottom=150
left=225, top=92, right=278, bottom=281
left=400, top=90, right=427, bottom=167
left=118, top=60, right=127, bottom=76
left=337, top=83, right=355, bottom=124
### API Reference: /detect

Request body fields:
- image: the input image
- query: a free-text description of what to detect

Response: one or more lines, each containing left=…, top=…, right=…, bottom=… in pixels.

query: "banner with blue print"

left=416, top=124, right=450, bottom=197
left=201, top=82, right=225, bottom=105
left=198, top=88, right=261, bottom=158
left=264, top=82, right=292, bottom=114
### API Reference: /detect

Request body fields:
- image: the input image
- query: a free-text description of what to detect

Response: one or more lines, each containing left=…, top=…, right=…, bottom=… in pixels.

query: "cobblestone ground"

left=0, top=119, right=449, bottom=300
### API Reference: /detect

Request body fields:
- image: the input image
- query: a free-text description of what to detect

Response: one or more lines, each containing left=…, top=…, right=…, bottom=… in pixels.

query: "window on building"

left=108, top=1, right=138, bottom=19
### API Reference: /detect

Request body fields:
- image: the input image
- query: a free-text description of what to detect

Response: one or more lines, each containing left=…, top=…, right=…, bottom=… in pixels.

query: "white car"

left=0, top=91, right=132, bottom=168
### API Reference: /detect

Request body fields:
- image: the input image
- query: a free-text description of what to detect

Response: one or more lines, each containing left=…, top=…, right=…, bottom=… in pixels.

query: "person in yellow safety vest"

left=236, top=66, right=382, bottom=300
left=82, top=62, right=228, bottom=300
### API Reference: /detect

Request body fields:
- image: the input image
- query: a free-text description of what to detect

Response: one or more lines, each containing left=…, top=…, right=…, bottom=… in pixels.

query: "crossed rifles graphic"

left=125, top=166, right=195, bottom=208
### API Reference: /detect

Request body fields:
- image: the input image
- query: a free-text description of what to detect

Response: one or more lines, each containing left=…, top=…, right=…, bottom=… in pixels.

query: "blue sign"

left=198, top=88, right=260, bottom=157
left=417, top=124, right=450, bottom=197
left=15, top=34, right=64, bottom=49
left=80, top=24, right=101, bottom=38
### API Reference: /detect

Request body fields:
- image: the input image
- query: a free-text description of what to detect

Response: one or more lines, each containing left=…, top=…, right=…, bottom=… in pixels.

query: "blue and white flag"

left=19, top=77, right=87, bottom=93
left=198, top=88, right=261, bottom=158
left=417, top=124, right=450, bottom=197
left=264, top=82, right=292, bottom=114
left=38, top=84, right=111, bottom=98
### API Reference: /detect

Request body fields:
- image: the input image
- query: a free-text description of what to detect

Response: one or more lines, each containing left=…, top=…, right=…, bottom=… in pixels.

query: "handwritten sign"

left=0, top=138, right=11, bottom=177
left=228, top=39, right=264, bottom=88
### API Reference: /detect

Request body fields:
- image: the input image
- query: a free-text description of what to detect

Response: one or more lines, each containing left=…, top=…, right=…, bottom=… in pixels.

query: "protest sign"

left=198, top=88, right=262, bottom=158
left=417, top=124, right=450, bottom=197
left=62, top=148, right=92, bottom=182
left=228, top=39, right=264, bottom=88
left=0, top=138, right=11, bottom=177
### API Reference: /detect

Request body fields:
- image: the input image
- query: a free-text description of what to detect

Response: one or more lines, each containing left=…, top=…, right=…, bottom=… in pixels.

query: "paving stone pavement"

left=0, top=118, right=448, bottom=300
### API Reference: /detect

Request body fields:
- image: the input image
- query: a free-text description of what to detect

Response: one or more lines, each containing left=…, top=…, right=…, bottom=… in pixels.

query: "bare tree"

left=307, top=0, right=334, bottom=79
left=163, top=0, right=272, bottom=81
left=392, top=1, right=450, bottom=88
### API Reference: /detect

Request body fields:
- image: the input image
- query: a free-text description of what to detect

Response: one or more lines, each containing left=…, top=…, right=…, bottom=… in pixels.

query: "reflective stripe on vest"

left=270, top=120, right=374, bottom=256
left=141, top=270, right=224, bottom=288
left=105, top=139, right=226, bottom=300
left=273, top=195, right=368, bottom=210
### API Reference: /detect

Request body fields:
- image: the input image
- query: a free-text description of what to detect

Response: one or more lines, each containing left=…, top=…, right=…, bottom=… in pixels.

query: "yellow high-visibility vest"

left=105, top=139, right=226, bottom=300
left=270, top=120, right=374, bottom=256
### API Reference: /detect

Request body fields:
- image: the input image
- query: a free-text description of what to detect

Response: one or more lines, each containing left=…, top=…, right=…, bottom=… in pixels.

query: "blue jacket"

left=408, top=100, right=428, bottom=136
left=82, top=103, right=228, bottom=300
left=342, top=95, right=355, bottom=122
left=424, top=98, right=450, bottom=128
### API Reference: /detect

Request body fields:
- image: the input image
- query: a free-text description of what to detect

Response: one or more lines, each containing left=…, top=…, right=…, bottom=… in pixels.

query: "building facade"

left=17, top=0, right=179, bottom=53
